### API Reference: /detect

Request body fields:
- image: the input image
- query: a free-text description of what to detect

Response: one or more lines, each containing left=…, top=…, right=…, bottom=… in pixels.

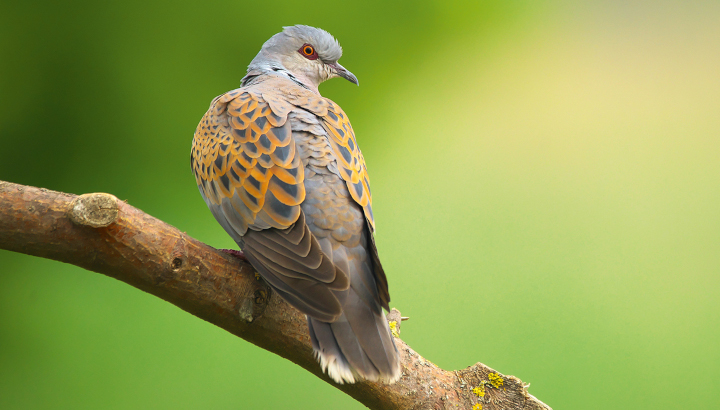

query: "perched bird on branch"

left=190, top=25, right=400, bottom=383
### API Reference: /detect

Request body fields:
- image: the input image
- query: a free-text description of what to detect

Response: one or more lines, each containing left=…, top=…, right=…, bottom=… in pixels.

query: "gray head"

left=247, top=25, right=358, bottom=93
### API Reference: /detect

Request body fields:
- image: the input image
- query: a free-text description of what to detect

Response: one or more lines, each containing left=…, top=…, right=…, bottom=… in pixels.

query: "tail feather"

left=307, top=235, right=400, bottom=384
left=329, top=315, right=378, bottom=377
left=340, top=289, right=398, bottom=376
left=307, top=290, right=400, bottom=384
left=308, top=317, right=358, bottom=383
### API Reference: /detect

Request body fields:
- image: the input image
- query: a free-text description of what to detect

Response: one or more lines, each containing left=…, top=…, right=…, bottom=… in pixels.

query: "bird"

left=190, top=25, right=400, bottom=384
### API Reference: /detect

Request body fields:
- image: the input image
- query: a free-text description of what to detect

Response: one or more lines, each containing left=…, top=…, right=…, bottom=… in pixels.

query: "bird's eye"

left=299, top=44, right=318, bottom=60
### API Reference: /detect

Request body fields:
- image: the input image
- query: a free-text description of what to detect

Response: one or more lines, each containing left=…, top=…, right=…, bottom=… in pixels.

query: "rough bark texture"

left=0, top=180, right=551, bottom=410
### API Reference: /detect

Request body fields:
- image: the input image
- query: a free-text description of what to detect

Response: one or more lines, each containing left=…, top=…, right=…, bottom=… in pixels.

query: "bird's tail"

left=307, top=288, right=400, bottom=384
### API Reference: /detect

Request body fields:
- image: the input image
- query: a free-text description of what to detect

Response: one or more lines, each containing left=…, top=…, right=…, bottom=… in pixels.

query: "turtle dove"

left=190, top=25, right=400, bottom=384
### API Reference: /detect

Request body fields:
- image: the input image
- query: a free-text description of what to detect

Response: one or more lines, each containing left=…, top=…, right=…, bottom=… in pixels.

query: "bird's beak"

left=329, top=62, right=359, bottom=86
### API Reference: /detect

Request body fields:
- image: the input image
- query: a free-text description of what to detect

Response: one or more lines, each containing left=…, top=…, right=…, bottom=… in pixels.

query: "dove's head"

left=247, top=25, right=358, bottom=93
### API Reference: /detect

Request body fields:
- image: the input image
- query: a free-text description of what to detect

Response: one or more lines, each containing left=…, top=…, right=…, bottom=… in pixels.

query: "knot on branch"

left=237, top=278, right=271, bottom=323
left=68, top=193, right=119, bottom=228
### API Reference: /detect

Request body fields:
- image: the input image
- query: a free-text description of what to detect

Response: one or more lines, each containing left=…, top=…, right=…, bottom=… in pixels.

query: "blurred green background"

left=2, top=0, right=719, bottom=408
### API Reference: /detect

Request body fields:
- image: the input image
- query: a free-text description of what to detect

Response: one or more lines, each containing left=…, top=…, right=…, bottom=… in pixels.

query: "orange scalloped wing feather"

left=318, top=100, right=375, bottom=231
left=191, top=89, right=305, bottom=233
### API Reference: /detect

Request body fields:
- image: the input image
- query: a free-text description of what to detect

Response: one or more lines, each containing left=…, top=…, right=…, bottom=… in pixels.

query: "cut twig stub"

left=68, top=193, right=119, bottom=228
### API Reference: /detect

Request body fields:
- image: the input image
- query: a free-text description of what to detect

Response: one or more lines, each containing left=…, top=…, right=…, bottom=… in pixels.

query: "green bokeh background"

left=2, top=1, right=719, bottom=408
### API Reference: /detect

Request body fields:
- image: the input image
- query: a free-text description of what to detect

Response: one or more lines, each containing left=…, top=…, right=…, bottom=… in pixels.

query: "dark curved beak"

left=329, top=62, right=359, bottom=86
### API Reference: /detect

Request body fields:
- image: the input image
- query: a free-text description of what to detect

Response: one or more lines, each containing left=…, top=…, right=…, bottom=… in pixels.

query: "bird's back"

left=191, top=74, right=399, bottom=383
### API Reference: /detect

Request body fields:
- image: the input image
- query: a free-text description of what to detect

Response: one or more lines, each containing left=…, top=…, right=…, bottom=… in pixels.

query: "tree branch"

left=0, top=180, right=551, bottom=410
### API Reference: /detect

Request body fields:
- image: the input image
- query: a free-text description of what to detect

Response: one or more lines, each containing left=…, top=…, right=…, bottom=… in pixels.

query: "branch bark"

left=0, top=180, right=551, bottom=410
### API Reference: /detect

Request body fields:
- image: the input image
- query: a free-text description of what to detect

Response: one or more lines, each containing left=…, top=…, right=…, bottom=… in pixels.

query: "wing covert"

left=191, top=89, right=305, bottom=234
left=319, top=100, right=375, bottom=231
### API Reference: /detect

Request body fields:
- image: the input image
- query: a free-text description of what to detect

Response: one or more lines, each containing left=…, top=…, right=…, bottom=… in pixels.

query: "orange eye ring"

left=298, top=44, right=318, bottom=60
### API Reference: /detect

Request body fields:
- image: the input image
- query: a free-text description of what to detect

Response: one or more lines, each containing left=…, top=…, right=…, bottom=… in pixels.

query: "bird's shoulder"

left=191, top=75, right=374, bottom=231
left=190, top=78, right=305, bottom=232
